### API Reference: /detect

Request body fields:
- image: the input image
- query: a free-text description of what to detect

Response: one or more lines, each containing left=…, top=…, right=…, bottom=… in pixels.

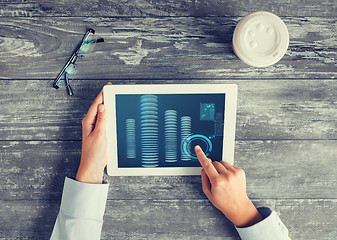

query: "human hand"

left=76, top=82, right=112, bottom=184
left=195, top=145, right=263, bottom=228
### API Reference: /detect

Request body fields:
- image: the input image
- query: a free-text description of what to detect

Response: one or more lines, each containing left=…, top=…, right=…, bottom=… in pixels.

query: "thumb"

left=94, top=104, right=108, bottom=133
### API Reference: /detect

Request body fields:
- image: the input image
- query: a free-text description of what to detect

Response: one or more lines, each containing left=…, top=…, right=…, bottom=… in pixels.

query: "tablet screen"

left=115, top=93, right=226, bottom=168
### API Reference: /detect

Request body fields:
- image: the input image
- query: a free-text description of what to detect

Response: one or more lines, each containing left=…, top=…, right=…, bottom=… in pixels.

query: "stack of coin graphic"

left=165, top=110, right=178, bottom=162
left=126, top=119, right=136, bottom=159
left=140, top=95, right=159, bottom=167
left=181, top=116, right=192, bottom=161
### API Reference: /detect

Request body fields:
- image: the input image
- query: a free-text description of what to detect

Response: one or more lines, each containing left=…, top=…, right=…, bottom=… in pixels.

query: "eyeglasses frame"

left=53, top=28, right=97, bottom=96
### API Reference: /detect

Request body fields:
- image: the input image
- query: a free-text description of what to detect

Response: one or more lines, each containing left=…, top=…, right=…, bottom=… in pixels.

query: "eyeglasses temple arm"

left=65, top=73, right=74, bottom=96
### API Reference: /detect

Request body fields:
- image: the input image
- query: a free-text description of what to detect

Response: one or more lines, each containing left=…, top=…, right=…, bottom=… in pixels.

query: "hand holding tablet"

left=76, top=82, right=112, bottom=184
left=71, top=83, right=282, bottom=234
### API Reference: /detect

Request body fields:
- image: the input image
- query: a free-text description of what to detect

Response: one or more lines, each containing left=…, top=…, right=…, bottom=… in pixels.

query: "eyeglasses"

left=53, top=28, right=104, bottom=96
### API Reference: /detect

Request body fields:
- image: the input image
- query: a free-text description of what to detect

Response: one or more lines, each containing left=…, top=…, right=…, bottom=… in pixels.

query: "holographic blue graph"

left=180, top=116, right=192, bottom=161
left=165, top=110, right=178, bottom=162
left=126, top=119, right=136, bottom=158
left=116, top=93, right=226, bottom=168
left=140, top=95, right=159, bottom=167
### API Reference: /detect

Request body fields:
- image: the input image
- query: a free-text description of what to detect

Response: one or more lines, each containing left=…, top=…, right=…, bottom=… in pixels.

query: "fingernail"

left=99, top=104, right=105, bottom=112
left=195, top=145, right=200, bottom=150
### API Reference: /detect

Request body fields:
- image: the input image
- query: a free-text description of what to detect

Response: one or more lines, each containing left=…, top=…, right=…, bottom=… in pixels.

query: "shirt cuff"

left=235, top=207, right=289, bottom=240
left=59, top=177, right=109, bottom=221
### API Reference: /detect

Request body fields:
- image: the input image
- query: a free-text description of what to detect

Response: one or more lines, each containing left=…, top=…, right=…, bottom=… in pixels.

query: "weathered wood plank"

left=0, top=17, right=336, bottom=79
left=0, top=79, right=336, bottom=141
left=276, top=199, right=337, bottom=240
left=1, top=140, right=336, bottom=200
left=0, top=0, right=336, bottom=17
left=1, top=199, right=336, bottom=239
left=103, top=199, right=337, bottom=240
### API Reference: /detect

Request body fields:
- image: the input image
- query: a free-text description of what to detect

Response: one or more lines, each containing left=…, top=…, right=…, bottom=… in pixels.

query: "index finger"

left=195, top=145, right=219, bottom=181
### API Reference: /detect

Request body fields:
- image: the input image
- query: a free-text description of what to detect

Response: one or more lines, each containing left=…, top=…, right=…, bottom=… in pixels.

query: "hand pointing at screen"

left=194, top=145, right=263, bottom=228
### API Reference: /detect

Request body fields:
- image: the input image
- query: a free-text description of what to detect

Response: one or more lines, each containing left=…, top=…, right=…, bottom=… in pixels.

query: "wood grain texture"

left=0, top=79, right=336, bottom=141
left=1, top=140, right=336, bottom=200
left=0, top=17, right=336, bottom=79
left=1, top=0, right=336, bottom=17
left=1, top=199, right=336, bottom=239
left=1, top=0, right=336, bottom=238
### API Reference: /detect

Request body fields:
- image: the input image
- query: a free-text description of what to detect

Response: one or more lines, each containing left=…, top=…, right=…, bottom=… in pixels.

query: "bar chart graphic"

left=116, top=93, right=225, bottom=168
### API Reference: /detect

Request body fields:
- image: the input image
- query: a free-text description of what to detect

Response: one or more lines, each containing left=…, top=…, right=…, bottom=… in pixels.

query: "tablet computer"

left=103, top=84, right=237, bottom=176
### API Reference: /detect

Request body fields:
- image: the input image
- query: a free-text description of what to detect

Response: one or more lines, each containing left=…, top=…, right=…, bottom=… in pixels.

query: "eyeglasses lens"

left=56, top=64, right=78, bottom=87
left=78, top=34, right=97, bottom=58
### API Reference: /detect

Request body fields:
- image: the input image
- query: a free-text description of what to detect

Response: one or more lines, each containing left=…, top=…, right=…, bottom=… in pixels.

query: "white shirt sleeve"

left=235, top=207, right=292, bottom=240
left=50, top=177, right=109, bottom=240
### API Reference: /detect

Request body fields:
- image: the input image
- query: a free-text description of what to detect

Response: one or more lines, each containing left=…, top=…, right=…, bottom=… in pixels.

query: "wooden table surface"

left=1, top=1, right=336, bottom=239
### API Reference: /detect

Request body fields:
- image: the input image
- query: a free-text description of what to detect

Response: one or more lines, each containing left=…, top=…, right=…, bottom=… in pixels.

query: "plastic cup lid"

left=232, top=11, right=289, bottom=67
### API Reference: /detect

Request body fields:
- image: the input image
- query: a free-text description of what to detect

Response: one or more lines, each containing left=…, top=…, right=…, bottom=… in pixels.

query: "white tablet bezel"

left=103, top=84, right=237, bottom=176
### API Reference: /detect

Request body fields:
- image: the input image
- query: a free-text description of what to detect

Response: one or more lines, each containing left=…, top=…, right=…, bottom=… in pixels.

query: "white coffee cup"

left=232, top=11, right=289, bottom=67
